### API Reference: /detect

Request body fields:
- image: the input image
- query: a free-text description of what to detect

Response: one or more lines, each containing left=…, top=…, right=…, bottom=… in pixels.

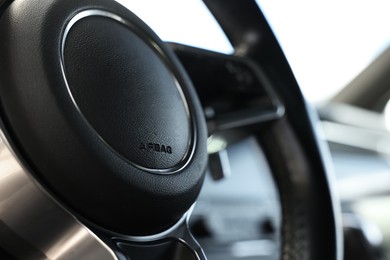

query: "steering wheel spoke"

left=99, top=206, right=206, bottom=260
left=0, top=118, right=206, bottom=259
left=0, top=124, right=117, bottom=260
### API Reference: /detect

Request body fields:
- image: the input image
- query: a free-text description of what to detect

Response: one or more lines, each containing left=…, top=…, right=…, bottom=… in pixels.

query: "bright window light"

left=115, top=0, right=233, bottom=54
left=258, top=1, right=390, bottom=103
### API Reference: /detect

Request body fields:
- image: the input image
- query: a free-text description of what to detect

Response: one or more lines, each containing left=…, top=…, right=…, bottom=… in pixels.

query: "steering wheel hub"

left=62, top=10, right=195, bottom=172
left=0, top=0, right=207, bottom=236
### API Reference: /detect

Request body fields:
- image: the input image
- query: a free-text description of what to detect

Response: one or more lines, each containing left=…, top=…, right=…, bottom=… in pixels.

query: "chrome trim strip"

left=120, top=208, right=191, bottom=242
left=0, top=125, right=118, bottom=260
left=60, top=9, right=197, bottom=175
left=109, top=204, right=206, bottom=260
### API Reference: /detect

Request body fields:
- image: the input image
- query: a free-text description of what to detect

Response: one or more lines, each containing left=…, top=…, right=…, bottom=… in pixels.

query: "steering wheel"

left=0, top=0, right=342, bottom=259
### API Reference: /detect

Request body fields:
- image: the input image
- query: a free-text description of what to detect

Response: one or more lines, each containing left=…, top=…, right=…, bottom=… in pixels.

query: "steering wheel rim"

left=202, top=1, right=343, bottom=259
left=0, top=0, right=342, bottom=259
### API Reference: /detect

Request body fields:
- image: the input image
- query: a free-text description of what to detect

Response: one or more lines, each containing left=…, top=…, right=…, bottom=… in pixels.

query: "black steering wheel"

left=0, top=0, right=342, bottom=259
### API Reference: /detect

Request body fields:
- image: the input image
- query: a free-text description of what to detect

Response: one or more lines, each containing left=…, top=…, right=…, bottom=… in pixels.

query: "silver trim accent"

left=120, top=207, right=193, bottom=242
left=0, top=125, right=118, bottom=260
left=60, top=9, right=197, bottom=175
left=109, top=204, right=206, bottom=260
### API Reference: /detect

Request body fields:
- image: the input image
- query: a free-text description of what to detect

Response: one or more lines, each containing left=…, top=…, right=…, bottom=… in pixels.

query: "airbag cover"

left=63, top=16, right=192, bottom=170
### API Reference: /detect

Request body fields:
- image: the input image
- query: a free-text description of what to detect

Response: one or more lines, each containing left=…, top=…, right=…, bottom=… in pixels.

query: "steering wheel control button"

left=62, top=12, right=194, bottom=172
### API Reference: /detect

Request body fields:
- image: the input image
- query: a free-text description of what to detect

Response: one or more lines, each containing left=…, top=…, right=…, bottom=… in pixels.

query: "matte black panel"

left=64, top=16, right=191, bottom=169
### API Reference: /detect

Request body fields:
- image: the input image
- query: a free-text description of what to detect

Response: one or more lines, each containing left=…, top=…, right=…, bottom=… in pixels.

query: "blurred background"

left=261, top=2, right=390, bottom=260
left=117, top=1, right=390, bottom=259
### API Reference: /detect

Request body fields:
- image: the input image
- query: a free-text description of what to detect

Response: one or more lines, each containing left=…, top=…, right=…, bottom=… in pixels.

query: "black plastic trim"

left=171, top=43, right=285, bottom=133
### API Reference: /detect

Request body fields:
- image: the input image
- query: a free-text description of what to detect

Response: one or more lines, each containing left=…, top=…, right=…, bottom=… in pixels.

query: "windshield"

left=117, top=0, right=390, bottom=104
left=258, top=1, right=390, bottom=103
left=115, top=0, right=233, bottom=54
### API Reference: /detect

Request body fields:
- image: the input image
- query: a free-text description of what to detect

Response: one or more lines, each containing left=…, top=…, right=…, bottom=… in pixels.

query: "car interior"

left=1, top=0, right=389, bottom=260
